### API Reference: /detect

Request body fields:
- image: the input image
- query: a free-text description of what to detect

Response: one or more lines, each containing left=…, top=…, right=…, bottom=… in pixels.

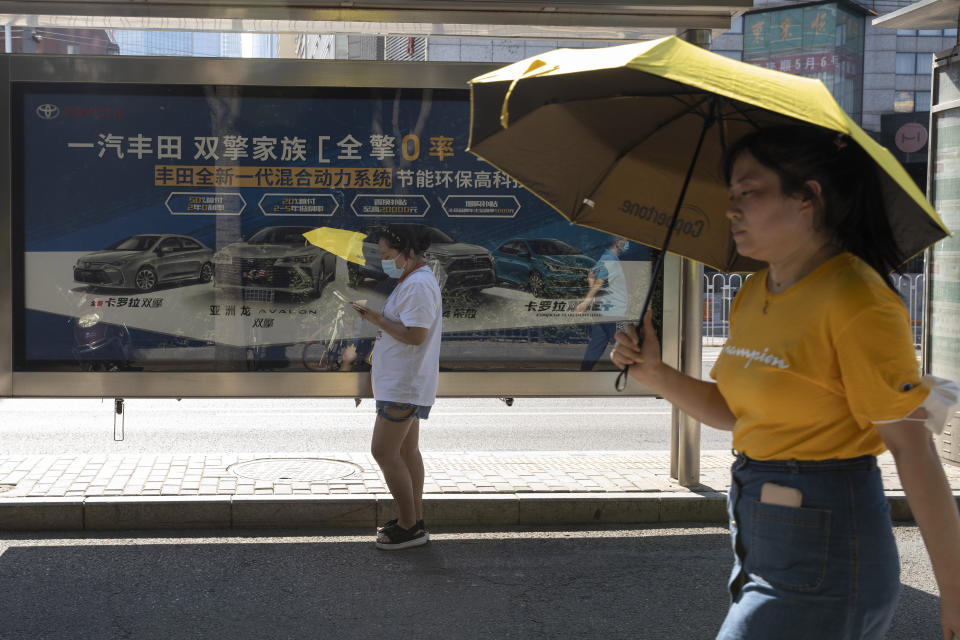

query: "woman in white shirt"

left=352, top=224, right=443, bottom=550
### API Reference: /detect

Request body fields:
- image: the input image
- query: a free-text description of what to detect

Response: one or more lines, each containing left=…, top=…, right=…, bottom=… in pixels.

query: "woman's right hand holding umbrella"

left=612, top=310, right=735, bottom=431
left=610, top=310, right=663, bottom=389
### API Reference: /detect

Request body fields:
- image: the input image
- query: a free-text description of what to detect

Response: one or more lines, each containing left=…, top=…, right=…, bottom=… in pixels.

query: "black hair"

left=723, top=125, right=904, bottom=290
left=377, top=223, right=432, bottom=256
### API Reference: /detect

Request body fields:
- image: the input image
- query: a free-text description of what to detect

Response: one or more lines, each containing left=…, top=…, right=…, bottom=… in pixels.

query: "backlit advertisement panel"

left=13, top=82, right=651, bottom=375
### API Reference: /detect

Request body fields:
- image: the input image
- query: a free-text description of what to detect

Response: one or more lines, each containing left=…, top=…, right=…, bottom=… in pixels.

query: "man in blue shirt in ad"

left=576, top=235, right=628, bottom=371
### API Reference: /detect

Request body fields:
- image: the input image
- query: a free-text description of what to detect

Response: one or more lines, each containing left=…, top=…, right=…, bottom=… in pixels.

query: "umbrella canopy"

left=302, top=227, right=367, bottom=266
left=467, top=35, right=948, bottom=274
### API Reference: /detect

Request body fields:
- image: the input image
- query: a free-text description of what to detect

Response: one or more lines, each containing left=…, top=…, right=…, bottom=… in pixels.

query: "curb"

left=0, top=492, right=929, bottom=532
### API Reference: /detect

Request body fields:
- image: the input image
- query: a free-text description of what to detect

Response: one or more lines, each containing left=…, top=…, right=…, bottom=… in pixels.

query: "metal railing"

left=702, top=272, right=924, bottom=347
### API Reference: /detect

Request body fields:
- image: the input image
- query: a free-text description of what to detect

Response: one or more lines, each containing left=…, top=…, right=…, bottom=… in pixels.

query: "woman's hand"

left=351, top=302, right=381, bottom=327
left=611, top=310, right=734, bottom=430
left=939, top=584, right=960, bottom=640
left=610, top=310, right=664, bottom=387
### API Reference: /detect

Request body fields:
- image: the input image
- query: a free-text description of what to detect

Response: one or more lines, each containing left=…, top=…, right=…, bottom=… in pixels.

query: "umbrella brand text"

left=619, top=200, right=706, bottom=238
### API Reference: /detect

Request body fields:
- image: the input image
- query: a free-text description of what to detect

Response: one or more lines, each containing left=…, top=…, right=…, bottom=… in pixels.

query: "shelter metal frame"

left=0, top=1, right=750, bottom=42
left=0, top=53, right=685, bottom=399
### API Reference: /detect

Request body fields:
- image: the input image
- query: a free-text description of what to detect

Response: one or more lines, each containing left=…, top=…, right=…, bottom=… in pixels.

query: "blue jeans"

left=717, top=453, right=900, bottom=640
left=579, top=322, right=617, bottom=371
left=375, top=401, right=431, bottom=421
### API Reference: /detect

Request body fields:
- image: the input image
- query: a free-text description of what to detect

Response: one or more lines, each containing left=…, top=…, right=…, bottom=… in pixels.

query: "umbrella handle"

left=614, top=243, right=665, bottom=392
left=615, top=366, right=629, bottom=392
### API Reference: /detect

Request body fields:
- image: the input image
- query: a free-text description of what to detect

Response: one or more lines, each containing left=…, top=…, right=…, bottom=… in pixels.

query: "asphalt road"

left=0, top=524, right=940, bottom=640
left=0, top=396, right=734, bottom=454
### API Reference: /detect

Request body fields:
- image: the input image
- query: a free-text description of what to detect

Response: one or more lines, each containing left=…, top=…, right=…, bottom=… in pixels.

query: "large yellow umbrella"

left=468, top=35, right=948, bottom=276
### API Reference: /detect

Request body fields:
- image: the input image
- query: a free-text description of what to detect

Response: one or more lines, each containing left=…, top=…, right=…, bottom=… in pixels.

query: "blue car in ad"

left=491, top=238, right=595, bottom=298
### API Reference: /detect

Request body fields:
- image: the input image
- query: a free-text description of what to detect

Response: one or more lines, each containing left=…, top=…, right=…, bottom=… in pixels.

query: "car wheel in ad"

left=347, top=264, right=362, bottom=288
left=528, top=271, right=547, bottom=297
left=198, top=262, right=213, bottom=283
left=312, top=265, right=326, bottom=298
left=135, top=266, right=157, bottom=292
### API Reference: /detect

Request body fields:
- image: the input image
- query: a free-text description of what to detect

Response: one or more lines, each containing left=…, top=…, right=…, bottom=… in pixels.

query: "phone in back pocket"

left=760, top=482, right=803, bottom=508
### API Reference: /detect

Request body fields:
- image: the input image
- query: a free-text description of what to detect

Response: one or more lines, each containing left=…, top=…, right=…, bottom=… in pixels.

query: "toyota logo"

left=36, top=104, right=60, bottom=120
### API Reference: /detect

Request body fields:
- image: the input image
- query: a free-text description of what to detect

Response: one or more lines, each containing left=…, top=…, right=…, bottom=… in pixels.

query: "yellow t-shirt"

left=710, top=253, right=928, bottom=460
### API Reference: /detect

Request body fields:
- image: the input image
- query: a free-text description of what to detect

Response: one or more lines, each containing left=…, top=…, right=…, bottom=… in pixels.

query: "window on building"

left=918, top=29, right=941, bottom=36
left=894, top=90, right=931, bottom=113
left=896, top=52, right=916, bottom=74
left=945, top=28, right=958, bottom=37
left=897, top=29, right=917, bottom=36
left=894, top=91, right=915, bottom=113
left=896, top=52, right=935, bottom=75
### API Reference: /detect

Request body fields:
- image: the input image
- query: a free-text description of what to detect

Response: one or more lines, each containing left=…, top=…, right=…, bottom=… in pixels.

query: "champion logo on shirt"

left=723, top=344, right=790, bottom=370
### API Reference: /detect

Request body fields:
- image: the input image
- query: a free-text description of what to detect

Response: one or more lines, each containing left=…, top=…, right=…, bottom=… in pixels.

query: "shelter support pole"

left=676, top=28, right=711, bottom=49
left=664, top=27, right=710, bottom=487
left=664, top=253, right=702, bottom=486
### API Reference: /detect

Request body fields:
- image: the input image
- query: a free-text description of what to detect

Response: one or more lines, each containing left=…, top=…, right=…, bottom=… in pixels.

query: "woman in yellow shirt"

left=612, top=125, right=960, bottom=640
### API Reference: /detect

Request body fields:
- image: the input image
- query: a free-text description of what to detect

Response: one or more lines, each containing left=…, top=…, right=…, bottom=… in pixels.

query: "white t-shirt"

left=593, top=249, right=627, bottom=316
left=371, top=265, right=443, bottom=406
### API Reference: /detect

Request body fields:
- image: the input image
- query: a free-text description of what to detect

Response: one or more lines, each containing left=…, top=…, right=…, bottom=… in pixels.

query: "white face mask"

left=381, top=254, right=405, bottom=278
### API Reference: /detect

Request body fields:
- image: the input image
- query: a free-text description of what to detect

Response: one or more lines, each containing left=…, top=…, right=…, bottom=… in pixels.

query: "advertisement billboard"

left=1, top=55, right=664, bottom=397
left=743, top=1, right=865, bottom=122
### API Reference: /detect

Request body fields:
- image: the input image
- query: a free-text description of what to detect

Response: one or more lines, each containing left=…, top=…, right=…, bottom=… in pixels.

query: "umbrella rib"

left=725, top=99, right=766, bottom=130
left=573, top=94, right=715, bottom=223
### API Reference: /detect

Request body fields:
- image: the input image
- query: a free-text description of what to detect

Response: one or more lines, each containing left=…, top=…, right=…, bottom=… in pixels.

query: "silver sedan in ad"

left=73, top=234, right=215, bottom=292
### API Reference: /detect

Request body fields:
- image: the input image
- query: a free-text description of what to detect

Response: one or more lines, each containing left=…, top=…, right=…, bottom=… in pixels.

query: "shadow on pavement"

left=0, top=526, right=942, bottom=640
left=0, top=528, right=731, bottom=639
left=890, top=584, right=942, bottom=640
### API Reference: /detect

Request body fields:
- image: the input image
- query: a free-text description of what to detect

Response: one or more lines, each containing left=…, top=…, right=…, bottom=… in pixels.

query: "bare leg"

left=371, top=407, right=417, bottom=529
left=399, top=416, right=424, bottom=522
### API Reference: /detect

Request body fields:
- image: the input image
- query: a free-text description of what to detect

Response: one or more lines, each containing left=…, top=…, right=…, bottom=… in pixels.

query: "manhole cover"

left=228, top=458, right=363, bottom=482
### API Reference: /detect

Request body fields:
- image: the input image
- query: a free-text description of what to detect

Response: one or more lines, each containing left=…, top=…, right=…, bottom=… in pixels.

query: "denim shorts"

left=716, top=453, right=900, bottom=640
left=375, top=401, right=431, bottom=422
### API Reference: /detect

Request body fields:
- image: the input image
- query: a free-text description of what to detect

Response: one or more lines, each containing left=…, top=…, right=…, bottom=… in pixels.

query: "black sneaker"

left=378, top=518, right=425, bottom=534
left=375, top=522, right=428, bottom=550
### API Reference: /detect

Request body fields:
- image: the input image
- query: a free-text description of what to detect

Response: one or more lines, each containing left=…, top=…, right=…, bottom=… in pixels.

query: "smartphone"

left=760, top=482, right=802, bottom=508
left=332, top=290, right=350, bottom=304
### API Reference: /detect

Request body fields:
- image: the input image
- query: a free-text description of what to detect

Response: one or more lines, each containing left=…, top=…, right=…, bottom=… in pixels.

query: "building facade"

left=712, top=0, right=957, bottom=135
left=1, top=27, right=118, bottom=55
left=111, top=31, right=277, bottom=58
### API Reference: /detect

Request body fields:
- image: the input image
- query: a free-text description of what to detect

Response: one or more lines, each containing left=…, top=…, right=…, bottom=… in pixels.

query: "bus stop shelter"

left=0, top=1, right=752, bottom=485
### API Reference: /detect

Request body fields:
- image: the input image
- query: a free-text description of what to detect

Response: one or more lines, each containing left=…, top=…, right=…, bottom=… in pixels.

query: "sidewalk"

left=2, top=449, right=958, bottom=531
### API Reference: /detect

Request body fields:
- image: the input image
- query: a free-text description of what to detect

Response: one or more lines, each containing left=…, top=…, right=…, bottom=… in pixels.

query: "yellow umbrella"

left=302, top=227, right=367, bottom=266
left=468, top=35, right=948, bottom=275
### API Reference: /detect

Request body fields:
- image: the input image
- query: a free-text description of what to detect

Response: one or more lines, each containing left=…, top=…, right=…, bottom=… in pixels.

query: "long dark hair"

left=723, top=125, right=904, bottom=289
left=378, top=224, right=432, bottom=257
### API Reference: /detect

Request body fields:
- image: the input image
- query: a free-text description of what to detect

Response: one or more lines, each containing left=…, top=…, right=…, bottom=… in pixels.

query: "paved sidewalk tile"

left=1, top=450, right=958, bottom=500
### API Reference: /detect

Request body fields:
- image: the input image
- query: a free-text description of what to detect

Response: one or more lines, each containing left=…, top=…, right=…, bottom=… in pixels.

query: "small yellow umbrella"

left=302, top=227, right=367, bottom=266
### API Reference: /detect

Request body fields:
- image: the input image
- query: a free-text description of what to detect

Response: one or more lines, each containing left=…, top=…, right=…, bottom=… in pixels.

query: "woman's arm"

left=352, top=303, right=428, bottom=346
left=575, top=273, right=606, bottom=313
left=876, top=418, right=960, bottom=640
left=612, top=311, right=736, bottom=431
